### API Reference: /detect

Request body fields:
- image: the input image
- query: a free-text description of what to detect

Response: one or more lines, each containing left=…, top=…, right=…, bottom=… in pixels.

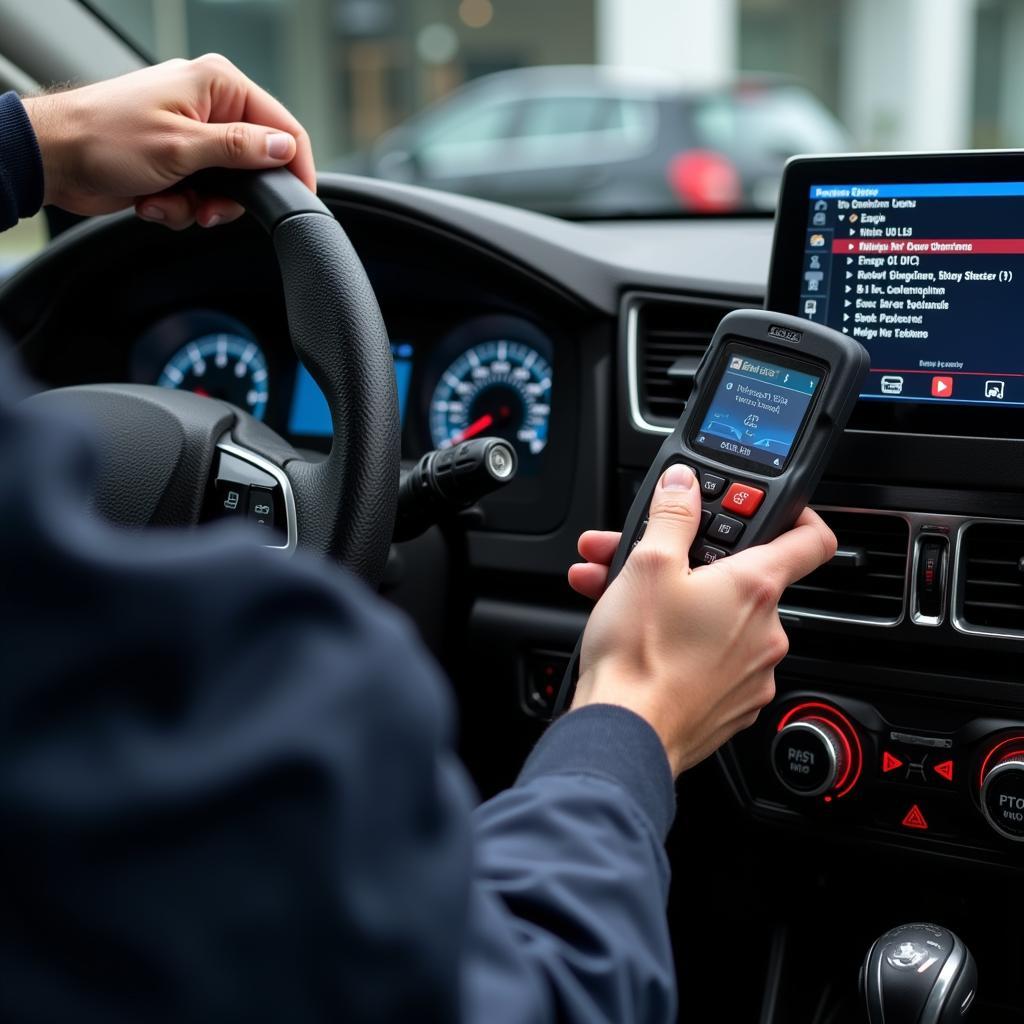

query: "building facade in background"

left=87, top=0, right=1024, bottom=162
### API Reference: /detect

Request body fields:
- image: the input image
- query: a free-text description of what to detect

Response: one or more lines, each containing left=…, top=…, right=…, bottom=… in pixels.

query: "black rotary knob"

left=770, top=701, right=862, bottom=800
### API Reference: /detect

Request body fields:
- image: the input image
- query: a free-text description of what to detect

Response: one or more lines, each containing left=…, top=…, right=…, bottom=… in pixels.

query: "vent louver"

left=634, top=296, right=739, bottom=426
left=782, top=510, right=909, bottom=624
left=958, top=522, right=1024, bottom=633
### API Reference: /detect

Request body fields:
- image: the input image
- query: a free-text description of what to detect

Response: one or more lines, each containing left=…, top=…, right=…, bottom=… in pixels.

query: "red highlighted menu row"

left=834, top=238, right=1024, bottom=254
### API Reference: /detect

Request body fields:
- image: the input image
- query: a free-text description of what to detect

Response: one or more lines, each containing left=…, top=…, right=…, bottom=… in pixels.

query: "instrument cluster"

left=133, top=309, right=556, bottom=477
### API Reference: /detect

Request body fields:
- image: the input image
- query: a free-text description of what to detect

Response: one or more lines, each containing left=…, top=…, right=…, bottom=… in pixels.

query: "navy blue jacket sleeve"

left=0, top=356, right=677, bottom=1024
left=465, top=707, right=677, bottom=1022
left=0, top=91, right=43, bottom=229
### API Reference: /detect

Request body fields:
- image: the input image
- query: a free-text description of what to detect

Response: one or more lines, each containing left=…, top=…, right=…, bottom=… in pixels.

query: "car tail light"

left=667, top=150, right=741, bottom=212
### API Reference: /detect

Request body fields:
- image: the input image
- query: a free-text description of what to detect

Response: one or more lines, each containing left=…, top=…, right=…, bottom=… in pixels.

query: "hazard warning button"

left=901, top=804, right=929, bottom=830
left=875, top=796, right=957, bottom=838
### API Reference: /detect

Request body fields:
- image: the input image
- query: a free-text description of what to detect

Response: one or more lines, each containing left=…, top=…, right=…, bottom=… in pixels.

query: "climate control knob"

left=771, top=701, right=863, bottom=800
left=979, top=737, right=1024, bottom=841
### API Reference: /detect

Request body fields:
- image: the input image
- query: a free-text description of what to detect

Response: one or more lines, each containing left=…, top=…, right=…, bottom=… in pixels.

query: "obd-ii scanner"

left=552, top=309, right=870, bottom=717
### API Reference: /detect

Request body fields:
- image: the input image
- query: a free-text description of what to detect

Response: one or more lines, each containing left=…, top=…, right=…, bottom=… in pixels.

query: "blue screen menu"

left=803, top=181, right=1024, bottom=407
left=693, top=349, right=821, bottom=472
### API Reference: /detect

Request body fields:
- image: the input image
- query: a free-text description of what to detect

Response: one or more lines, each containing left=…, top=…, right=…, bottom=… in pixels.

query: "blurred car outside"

left=342, top=65, right=851, bottom=218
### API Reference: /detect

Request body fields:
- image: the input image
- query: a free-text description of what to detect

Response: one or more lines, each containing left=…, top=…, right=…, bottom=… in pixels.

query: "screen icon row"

left=873, top=374, right=1009, bottom=400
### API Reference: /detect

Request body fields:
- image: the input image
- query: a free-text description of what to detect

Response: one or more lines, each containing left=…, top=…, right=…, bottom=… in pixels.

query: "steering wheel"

left=25, top=169, right=400, bottom=585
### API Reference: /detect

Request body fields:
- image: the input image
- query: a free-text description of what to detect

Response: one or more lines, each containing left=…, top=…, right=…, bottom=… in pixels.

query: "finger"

left=238, top=83, right=317, bottom=191
left=136, top=192, right=198, bottom=231
left=635, top=464, right=701, bottom=569
left=568, top=562, right=610, bottom=601
left=194, top=196, right=245, bottom=227
left=577, top=530, right=621, bottom=566
left=184, top=119, right=301, bottom=177
left=725, top=507, right=837, bottom=593
left=190, top=54, right=317, bottom=190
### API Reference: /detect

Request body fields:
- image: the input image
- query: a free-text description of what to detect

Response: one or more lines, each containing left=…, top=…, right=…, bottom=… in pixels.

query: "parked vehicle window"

left=416, top=99, right=521, bottom=176
left=694, top=87, right=849, bottom=159
left=515, top=96, right=657, bottom=164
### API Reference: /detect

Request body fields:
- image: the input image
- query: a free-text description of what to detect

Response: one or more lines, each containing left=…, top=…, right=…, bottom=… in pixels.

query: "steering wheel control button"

left=700, top=472, right=727, bottom=498
left=692, top=543, right=728, bottom=566
left=248, top=487, right=276, bottom=529
left=933, top=759, right=955, bottom=783
left=771, top=720, right=844, bottom=797
left=722, top=481, right=765, bottom=518
left=700, top=509, right=713, bottom=535
left=708, top=514, right=744, bottom=548
left=205, top=444, right=294, bottom=553
left=217, top=482, right=249, bottom=517
left=881, top=751, right=905, bottom=774
left=979, top=745, right=1024, bottom=841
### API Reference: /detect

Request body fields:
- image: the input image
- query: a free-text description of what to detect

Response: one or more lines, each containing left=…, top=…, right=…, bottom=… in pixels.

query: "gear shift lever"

left=861, top=923, right=977, bottom=1023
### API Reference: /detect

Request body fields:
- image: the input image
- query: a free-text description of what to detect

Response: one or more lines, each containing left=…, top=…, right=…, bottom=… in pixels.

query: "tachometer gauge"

left=429, top=339, right=552, bottom=457
left=157, top=333, right=270, bottom=420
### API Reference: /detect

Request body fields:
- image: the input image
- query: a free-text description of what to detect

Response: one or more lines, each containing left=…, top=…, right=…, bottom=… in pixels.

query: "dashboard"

left=6, top=165, right=1024, bottom=1017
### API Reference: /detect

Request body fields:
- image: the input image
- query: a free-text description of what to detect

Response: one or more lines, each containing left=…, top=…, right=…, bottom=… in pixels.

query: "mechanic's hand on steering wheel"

left=568, top=464, right=837, bottom=778
left=22, top=55, right=315, bottom=229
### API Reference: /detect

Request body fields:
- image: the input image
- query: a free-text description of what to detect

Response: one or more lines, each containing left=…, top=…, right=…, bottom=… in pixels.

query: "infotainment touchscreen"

left=793, top=179, right=1024, bottom=408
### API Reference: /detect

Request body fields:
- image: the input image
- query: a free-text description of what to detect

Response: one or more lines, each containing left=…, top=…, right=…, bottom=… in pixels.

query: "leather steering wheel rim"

left=202, top=169, right=399, bottom=583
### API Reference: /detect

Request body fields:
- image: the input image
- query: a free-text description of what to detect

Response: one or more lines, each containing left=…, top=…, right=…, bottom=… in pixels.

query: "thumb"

left=638, top=463, right=702, bottom=567
left=188, top=120, right=297, bottom=173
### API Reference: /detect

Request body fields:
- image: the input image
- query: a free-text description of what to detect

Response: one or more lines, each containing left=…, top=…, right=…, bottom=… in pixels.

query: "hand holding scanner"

left=553, top=309, right=869, bottom=717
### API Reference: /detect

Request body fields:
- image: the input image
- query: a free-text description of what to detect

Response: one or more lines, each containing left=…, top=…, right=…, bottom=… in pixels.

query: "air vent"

left=958, top=522, right=1024, bottom=633
left=782, top=510, right=910, bottom=624
left=633, top=296, right=739, bottom=427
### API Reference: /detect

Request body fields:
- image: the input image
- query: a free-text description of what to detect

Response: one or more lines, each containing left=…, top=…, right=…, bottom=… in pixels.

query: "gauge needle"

left=454, top=413, right=494, bottom=443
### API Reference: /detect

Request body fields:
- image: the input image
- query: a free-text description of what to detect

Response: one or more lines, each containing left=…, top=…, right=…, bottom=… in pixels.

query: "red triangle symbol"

left=901, top=804, right=929, bottom=830
left=933, top=759, right=955, bottom=782
left=882, top=751, right=904, bottom=773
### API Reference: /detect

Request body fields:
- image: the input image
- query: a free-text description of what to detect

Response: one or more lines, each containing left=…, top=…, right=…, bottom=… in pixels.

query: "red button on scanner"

left=722, top=482, right=765, bottom=518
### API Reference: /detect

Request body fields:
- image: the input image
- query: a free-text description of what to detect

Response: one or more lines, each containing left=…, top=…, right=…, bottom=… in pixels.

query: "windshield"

left=85, top=0, right=1018, bottom=219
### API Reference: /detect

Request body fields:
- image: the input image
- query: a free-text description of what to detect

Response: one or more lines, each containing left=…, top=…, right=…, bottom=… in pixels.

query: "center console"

left=725, top=684, right=1024, bottom=861
left=707, top=151, right=1024, bottom=868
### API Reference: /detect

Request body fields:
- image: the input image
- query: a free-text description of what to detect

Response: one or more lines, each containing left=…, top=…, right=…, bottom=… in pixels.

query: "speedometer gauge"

left=429, top=339, right=552, bottom=457
left=157, top=334, right=270, bottom=421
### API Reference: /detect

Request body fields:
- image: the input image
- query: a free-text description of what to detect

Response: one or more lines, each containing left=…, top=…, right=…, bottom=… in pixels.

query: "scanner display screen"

left=692, top=346, right=821, bottom=474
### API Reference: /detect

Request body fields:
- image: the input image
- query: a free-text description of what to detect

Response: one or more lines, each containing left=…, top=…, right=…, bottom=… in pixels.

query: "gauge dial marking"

left=429, top=339, right=552, bottom=461
left=157, top=332, right=269, bottom=421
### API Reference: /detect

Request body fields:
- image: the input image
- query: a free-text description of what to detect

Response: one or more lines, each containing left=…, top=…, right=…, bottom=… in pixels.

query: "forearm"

left=0, top=91, right=43, bottom=231
left=464, top=706, right=678, bottom=1024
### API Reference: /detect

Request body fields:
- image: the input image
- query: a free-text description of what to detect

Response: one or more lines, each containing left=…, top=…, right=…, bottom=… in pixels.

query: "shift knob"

left=861, top=923, right=976, bottom=1024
